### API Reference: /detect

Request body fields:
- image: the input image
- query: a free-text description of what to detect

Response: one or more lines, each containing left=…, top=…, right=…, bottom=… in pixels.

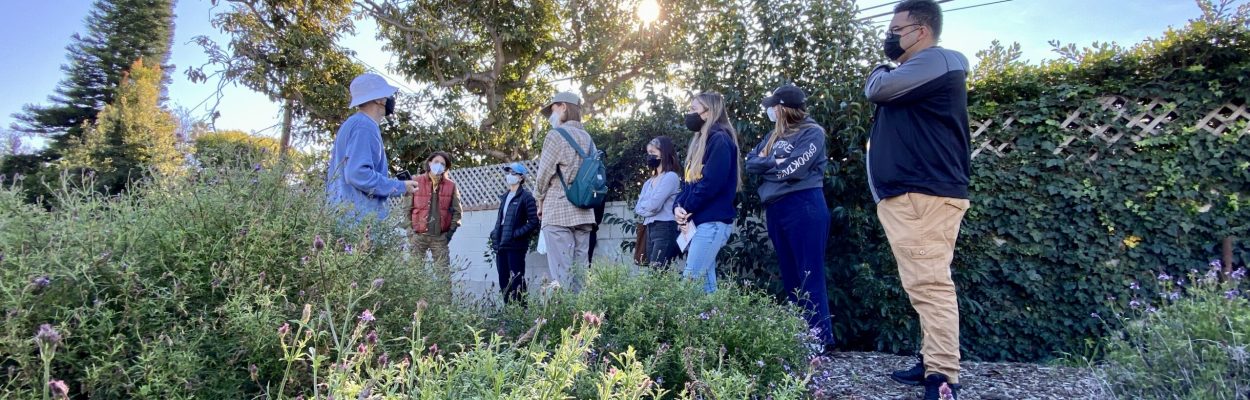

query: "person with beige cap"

left=534, top=91, right=598, bottom=292
left=325, top=72, right=420, bottom=225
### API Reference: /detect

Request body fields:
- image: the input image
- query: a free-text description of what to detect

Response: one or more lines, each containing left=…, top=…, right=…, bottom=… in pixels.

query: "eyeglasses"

left=888, top=23, right=922, bottom=35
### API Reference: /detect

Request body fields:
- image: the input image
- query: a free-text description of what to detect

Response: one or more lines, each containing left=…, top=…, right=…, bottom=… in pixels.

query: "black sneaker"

left=923, top=374, right=961, bottom=400
left=889, top=356, right=924, bottom=386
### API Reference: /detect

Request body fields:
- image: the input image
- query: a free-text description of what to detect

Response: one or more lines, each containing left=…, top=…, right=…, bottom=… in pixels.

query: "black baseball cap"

left=761, top=84, right=806, bottom=110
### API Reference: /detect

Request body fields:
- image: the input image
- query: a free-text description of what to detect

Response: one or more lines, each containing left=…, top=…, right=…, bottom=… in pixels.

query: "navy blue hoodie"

left=745, top=119, right=827, bottom=205
left=675, top=124, right=739, bottom=225
left=864, top=46, right=971, bottom=202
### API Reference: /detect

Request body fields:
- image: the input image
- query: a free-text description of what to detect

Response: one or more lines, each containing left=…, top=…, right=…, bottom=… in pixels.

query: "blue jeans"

left=682, top=221, right=732, bottom=293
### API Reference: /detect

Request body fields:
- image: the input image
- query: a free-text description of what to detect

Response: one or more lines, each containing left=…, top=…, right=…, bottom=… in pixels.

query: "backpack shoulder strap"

left=554, top=128, right=590, bottom=159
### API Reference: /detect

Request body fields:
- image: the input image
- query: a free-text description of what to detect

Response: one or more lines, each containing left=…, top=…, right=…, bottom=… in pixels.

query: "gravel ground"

left=808, top=352, right=1113, bottom=400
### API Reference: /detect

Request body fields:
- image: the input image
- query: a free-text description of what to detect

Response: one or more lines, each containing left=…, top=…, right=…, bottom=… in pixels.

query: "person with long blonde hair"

left=674, top=92, right=741, bottom=293
left=746, top=84, right=836, bottom=354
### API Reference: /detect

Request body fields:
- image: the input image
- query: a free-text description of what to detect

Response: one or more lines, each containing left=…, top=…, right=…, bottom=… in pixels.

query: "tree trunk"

left=1223, top=236, right=1235, bottom=277
left=278, top=98, right=294, bottom=158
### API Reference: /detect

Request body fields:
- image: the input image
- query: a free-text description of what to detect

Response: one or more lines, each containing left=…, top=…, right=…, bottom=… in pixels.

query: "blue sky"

left=0, top=0, right=1234, bottom=148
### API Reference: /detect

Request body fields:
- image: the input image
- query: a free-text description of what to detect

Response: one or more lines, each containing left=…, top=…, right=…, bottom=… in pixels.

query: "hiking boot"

left=923, top=373, right=961, bottom=400
left=889, top=356, right=924, bottom=386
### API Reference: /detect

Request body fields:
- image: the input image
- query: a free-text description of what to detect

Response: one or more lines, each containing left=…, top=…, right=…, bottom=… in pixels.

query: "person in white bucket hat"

left=325, top=73, right=419, bottom=225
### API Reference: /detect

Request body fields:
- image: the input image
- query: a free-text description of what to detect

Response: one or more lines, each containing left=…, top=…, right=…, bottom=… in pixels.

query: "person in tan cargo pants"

left=862, top=1, right=972, bottom=398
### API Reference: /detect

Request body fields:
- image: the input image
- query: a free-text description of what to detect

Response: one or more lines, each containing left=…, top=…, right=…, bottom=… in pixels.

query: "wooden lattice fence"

left=971, top=96, right=1250, bottom=161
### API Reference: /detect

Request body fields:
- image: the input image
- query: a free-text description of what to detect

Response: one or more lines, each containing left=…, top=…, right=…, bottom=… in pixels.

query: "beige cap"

left=541, top=91, right=582, bottom=117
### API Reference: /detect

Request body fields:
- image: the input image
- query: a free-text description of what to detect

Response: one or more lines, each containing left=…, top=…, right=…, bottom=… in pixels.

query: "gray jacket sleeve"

left=634, top=172, right=679, bottom=217
left=864, top=47, right=969, bottom=103
left=747, top=127, right=826, bottom=183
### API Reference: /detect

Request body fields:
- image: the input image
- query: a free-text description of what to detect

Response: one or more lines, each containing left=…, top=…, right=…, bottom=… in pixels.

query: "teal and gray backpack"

left=554, top=127, right=608, bottom=209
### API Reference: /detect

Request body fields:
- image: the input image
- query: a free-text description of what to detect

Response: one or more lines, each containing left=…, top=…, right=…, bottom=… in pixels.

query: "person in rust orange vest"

left=402, top=151, right=462, bottom=280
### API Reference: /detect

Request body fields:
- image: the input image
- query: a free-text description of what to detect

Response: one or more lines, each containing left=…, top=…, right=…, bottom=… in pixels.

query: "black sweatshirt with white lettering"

left=745, top=119, right=828, bottom=205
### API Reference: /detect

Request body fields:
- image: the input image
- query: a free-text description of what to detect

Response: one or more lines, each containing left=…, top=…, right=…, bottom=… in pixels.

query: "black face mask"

left=646, top=154, right=661, bottom=169
left=384, top=97, right=396, bottom=116
left=882, top=33, right=907, bottom=61
left=684, top=113, right=705, bottom=132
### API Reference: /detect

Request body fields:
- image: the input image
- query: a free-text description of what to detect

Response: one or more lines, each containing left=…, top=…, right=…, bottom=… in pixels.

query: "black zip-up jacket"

left=490, top=188, right=540, bottom=251
left=864, top=46, right=971, bottom=202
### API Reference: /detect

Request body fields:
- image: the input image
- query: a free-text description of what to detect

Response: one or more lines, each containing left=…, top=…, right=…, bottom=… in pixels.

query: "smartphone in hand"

left=396, top=170, right=412, bottom=181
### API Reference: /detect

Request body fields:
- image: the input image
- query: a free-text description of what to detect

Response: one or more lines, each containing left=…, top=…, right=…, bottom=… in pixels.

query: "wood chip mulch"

left=807, top=352, right=1112, bottom=400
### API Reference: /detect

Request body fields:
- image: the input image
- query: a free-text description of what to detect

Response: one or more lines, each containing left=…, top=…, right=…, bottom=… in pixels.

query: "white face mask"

left=504, top=174, right=521, bottom=186
left=429, top=162, right=446, bottom=175
left=766, top=107, right=777, bottom=122
left=549, top=110, right=563, bottom=128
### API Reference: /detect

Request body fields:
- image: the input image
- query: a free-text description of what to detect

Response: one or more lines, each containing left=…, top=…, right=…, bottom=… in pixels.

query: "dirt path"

left=808, top=352, right=1112, bottom=400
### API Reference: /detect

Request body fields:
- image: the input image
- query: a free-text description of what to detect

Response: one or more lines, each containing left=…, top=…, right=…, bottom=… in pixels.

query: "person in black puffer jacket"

left=490, top=162, right=540, bottom=304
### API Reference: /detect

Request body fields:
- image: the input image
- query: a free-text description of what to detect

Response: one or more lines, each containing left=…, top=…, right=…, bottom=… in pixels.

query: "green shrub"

left=503, top=265, right=814, bottom=398
left=193, top=130, right=281, bottom=168
left=1097, top=266, right=1250, bottom=399
left=0, top=164, right=481, bottom=398
left=263, top=291, right=810, bottom=400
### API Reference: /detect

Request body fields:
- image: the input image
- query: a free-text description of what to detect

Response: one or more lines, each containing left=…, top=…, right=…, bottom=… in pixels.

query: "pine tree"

left=65, top=60, right=181, bottom=195
left=11, top=0, right=175, bottom=153
left=2, top=0, right=174, bottom=203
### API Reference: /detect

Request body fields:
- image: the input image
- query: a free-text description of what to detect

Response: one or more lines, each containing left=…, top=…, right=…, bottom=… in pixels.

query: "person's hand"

left=403, top=180, right=420, bottom=194
left=537, top=201, right=544, bottom=219
left=679, top=222, right=690, bottom=234
left=674, top=206, right=690, bottom=224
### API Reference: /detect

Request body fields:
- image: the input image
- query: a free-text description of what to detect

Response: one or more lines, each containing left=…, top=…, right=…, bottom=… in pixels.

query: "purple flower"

left=1206, top=268, right=1220, bottom=281
left=1168, top=291, right=1181, bottom=301
left=248, top=364, right=259, bottom=381
left=1176, top=278, right=1185, bottom=286
left=1211, top=259, right=1224, bottom=270
left=371, top=278, right=384, bottom=289
left=698, top=312, right=709, bottom=320
left=344, top=243, right=354, bottom=254
left=1226, top=289, right=1241, bottom=300
left=1157, top=272, right=1172, bottom=282
left=1146, top=307, right=1157, bottom=313
left=366, top=330, right=378, bottom=344
left=300, top=256, right=309, bottom=265
left=377, top=352, right=389, bottom=366
left=313, top=235, right=325, bottom=251
left=48, top=379, right=68, bottom=398
left=359, top=309, right=375, bottom=323
left=252, top=163, right=262, bottom=172
left=1232, top=268, right=1246, bottom=281
left=1129, top=281, right=1141, bottom=290
left=756, top=360, right=765, bottom=368
left=33, top=276, right=50, bottom=288
left=278, top=322, right=291, bottom=338
left=1090, top=312, right=1100, bottom=319
left=35, top=324, right=61, bottom=346
left=1129, top=299, right=1142, bottom=309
